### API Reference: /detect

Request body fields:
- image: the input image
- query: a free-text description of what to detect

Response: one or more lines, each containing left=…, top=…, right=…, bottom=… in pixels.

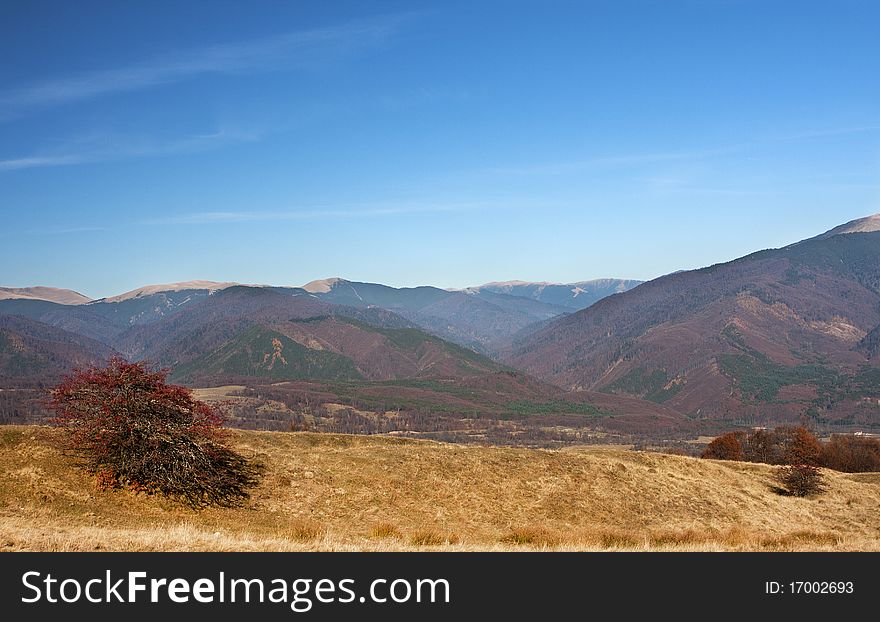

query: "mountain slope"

left=0, top=284, right=681, bottom=435
left=507, top=226, right=880, bottom=428
left=0, top=298, right=125, bottom=345
left=463, top=279, right=643, bottom=310
left=814, top=213, right=880, bottom=240
left=99, top=280, right=239, bottom=302
left=0, top=315, right=116, bottom=386
left=171, top=325, right=365, bottom=383
left=112, top=286, right=343, bottom=365
left=107, top=285, right=503, bottom=384
left=0, top=276, right=636, bottom=356
left=302, top=278, right=569, bottom=352
left=85, top=283, right=295, bottom=328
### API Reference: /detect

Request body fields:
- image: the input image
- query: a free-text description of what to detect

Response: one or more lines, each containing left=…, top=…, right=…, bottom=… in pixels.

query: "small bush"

left=370, top=522, right=402, bottom=539
left=502, top=526, right=560, bottom=548
left=648, top=528, right=707, bottom=546
left=49, top=358, right=262, bottom=508
left=287, top=520, right=323, bottom=542
left=776, top=464, right=825, bottom=497
left=596, top=529, right=642, bottom=549
left=761, top=530, right=840, bottom=548
left=410, top=529, right=458, bottom=546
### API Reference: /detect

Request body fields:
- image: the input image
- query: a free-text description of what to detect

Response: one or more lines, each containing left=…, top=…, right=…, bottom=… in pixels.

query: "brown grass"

left=409, top=529, right=459, bottom=546
left=502, top=526, right=561, bottom=548
left=286, top=520, right=324, bottom=542
left=370, top=522, right=402, bottom=539
left=1, top=426, right=879, bottom=551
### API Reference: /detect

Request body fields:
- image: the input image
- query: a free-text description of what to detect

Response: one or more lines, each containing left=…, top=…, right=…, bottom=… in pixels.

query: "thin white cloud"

left=0, top=224, right=109, bottom=238
left=142, top=201, right=495, bottom=225
left=0, top=127, right=260, bottom=171
left=144, top=197, right=566, bottom=226
left=0, top=154, right=87, bottom=171
left=0, top=14, right=412, bottom=121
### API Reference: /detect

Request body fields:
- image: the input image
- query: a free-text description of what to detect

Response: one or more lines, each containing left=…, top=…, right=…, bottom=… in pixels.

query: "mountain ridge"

left=506, top=223, right=880, bottom=427
left=460, top=278, right=643, bottom=310
left=0, top=287, right=92, bottom=305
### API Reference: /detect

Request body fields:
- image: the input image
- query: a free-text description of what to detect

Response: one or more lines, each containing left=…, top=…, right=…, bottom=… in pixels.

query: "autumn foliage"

left=49, top=358, right=261, bottom=507
left=700, top=426, right=833, bottom=496
left=701, top=426, right=880, bottom=472
left=701, top=432, right=745, bottom=461
left=702, top=427, right=818, bottom=464
left=820, top=434, right=880, bottom=473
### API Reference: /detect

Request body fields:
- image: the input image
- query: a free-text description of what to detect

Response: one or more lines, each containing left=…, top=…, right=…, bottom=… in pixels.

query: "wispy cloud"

left=0, top=14, right=412, bottom=121
left=142, top=201, right=495, bottom=226
left=0, top=154, right=86, bottom=171
left=0, top=127, right=261, bottom=171
left=0, top=224, right=109, bottom=238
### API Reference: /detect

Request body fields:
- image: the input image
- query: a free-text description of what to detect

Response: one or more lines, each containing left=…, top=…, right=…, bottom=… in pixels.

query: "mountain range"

left=0, top=276, right=640, bottom=357
left=0, top=274, right=658, bottom=437
left=3, top=214, right=880, bottom=438
left=459, top=279, right=642, bottom=310
left=507, top=214, right=880, bottom=428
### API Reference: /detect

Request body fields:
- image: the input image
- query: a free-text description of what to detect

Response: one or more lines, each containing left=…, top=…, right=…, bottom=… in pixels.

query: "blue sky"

left=1, top=0, right=879, bottom=298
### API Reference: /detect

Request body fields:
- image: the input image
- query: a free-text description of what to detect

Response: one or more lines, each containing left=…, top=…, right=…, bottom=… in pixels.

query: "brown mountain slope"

left=506, top=227, right=880, bottom=428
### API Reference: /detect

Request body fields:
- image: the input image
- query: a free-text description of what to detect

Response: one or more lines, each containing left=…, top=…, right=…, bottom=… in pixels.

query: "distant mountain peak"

left=0, top=286, right=92, bottom=305
left=816, top=213, right=880, bottom=240
left=302, top=277, right=346, bottom=293
left=99, top=280, right=239, bottom=303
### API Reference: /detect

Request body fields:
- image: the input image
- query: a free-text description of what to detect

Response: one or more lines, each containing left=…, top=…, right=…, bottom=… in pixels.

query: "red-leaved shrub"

left=49, top=358, right=262, bottom=507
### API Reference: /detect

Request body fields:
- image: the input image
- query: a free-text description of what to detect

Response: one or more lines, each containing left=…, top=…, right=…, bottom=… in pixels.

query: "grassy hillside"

left=1, top=425, right=878, bottom=551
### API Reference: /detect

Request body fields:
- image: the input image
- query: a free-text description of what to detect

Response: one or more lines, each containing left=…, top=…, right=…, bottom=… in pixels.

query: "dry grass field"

left=1, top=425, right=879, bottom=551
